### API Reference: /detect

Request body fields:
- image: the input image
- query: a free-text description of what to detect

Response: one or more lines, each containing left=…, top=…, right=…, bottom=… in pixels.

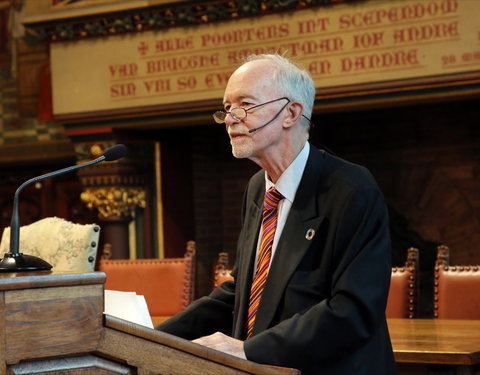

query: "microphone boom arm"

left=9, top=155, right=106, bottom=255
left=0, top=143, right=126, bottom=272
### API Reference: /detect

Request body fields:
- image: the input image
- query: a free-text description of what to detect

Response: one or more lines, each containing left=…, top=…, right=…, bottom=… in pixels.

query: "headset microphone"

left=248, top=117, right=277, bottom=133
left=248, top=102, right=290, bottom=134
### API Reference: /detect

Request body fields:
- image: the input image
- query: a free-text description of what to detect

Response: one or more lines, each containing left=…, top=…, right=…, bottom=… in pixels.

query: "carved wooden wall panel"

left=15, top=38, right=49, bottom=116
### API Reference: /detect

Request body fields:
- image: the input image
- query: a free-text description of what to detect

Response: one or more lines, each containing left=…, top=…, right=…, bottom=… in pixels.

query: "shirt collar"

left=265, top=142, right=310, bottom=203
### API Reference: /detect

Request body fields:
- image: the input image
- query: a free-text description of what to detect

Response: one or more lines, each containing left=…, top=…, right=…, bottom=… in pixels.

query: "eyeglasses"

left=213, top=97, right=288, bottom=124
left=213, top=97, right=311, bottom=124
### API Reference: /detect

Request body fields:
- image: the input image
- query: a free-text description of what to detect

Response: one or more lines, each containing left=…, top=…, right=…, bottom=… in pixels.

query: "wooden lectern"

left=0, top=271, right=299, bottom=375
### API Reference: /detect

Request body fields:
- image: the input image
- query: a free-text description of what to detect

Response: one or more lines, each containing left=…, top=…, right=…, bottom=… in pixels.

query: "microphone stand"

left=0, top=156, right=107, bottom=272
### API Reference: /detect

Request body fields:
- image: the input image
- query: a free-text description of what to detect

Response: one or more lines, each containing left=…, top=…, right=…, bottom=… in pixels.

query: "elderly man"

left=157, top=54, right=396, bottom=375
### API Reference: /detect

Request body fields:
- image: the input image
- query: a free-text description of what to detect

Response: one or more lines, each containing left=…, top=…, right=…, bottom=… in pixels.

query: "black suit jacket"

left=157, top=144, right=397, bottom=375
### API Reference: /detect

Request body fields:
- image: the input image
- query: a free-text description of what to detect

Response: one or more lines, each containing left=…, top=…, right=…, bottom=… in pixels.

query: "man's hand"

left=192, top=332, right=246, bottom=360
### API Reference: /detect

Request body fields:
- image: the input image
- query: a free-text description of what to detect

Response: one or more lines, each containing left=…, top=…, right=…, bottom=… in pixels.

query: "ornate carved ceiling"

left=22, top=0, right=354, bottom=42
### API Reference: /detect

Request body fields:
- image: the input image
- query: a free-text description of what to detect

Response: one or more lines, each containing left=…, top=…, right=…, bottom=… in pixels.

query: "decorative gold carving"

left=185, top=240, right=196, bottom=258
left=215, top=252, right=229, bottom=272
left=80, top=186, right=146, bottom=219
left=90, top=144, right=103, bottom=158
left=101, top=243, right=113, bottom=260
left=436, top=245, right=450, bottom=268
left=23, top=0, right=354, bottom=42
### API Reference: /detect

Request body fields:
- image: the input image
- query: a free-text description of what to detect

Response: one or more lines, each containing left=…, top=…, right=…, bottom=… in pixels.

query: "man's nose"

left=224, top=112, right=238, bottom=128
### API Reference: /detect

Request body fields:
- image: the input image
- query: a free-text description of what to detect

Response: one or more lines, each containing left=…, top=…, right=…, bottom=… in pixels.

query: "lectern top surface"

left=0, top=270, right=105, bottom=290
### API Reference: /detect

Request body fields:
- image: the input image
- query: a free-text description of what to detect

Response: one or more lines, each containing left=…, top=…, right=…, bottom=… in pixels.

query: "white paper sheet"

left=104, top=289, right=154, bottom=329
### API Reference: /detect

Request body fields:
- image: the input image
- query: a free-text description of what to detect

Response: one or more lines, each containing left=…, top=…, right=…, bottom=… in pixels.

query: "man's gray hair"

left=244, top=54, right=315, bottom=129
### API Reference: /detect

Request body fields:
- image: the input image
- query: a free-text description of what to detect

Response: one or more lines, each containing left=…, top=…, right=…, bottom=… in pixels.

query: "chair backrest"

left=212, top=251, right=234, bottom=289
left=386, top=247, right=419, bottom=319
left=98, top=242, right=195, bottom=318
left=0, top=217, right=100, bottom=272
left=434, top=245, right=480, bottom=319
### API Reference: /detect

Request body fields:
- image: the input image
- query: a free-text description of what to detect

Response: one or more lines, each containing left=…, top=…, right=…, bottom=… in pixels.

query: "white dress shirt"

left=253, top=142, right=310, bottom=273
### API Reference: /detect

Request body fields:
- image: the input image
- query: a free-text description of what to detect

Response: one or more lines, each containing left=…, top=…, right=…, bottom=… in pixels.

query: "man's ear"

left=283, top=101, right=304, bottom=129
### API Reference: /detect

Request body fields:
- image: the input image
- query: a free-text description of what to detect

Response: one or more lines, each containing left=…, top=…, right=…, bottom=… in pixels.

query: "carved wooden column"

left=77, top=143, right=147, bottom=260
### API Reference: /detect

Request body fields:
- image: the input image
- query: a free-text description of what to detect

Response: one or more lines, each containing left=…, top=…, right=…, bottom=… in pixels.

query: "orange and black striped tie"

left=246, top=187, right=284, bottom=338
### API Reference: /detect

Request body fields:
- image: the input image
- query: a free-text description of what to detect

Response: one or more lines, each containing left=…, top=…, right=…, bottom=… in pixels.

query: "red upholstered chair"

left=212, top=251, right=234, bottom=290
left=434, top=245, right=480, bottom=319
left=214, top=249, right=421, bottom=319
left=98, top=240, right=196, bottom=325
left=386, top=247, right=419, bottom=319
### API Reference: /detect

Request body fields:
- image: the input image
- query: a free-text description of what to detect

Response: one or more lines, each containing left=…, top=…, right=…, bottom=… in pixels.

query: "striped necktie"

left=246, top=187, right=284, bottom=339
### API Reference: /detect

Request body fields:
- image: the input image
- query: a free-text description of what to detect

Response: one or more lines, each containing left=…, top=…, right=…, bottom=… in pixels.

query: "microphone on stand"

left=0, top=144, right=128, bottom=272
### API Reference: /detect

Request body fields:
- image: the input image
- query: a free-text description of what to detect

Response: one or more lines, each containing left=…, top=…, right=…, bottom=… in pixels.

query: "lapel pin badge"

left=305, top=228, right=315, bottom=240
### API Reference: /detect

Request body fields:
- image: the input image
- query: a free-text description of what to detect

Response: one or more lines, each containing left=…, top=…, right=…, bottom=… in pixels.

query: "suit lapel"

left=251, top=146, right=326, bottom=335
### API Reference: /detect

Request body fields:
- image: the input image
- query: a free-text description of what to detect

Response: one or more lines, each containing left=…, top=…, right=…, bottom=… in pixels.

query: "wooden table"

left=389, top=318, right=480, bottom=374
